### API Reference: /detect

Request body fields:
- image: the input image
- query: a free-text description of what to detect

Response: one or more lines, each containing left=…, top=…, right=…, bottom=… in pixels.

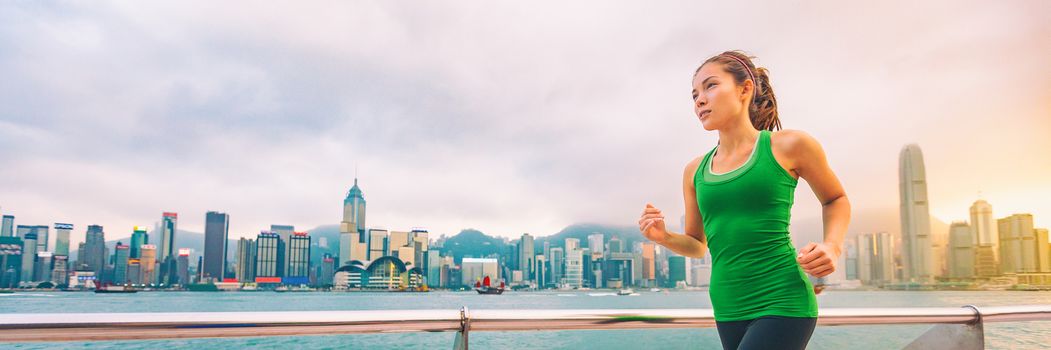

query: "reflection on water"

left=2, top=290, right=1050, bottom=349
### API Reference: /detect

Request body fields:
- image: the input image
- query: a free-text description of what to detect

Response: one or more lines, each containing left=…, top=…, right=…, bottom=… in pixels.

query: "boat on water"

left=275, top=286, right=316, bottom=293
left=474, top=276, right=505, bottom=295
left=617, top=288, right=635, bottom=296
left=186, top=284, right=220, bottom=292
left=94, top=285, right=138, bottom=294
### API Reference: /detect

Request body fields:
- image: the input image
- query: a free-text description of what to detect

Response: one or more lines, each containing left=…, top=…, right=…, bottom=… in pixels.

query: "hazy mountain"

left=534, top=223, right=645, bottom=250
left=439, top=229, right=509, bottom=264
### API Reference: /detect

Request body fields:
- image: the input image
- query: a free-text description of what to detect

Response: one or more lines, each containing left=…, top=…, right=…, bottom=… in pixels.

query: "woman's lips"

left=699, top=110, right=711, bottom=120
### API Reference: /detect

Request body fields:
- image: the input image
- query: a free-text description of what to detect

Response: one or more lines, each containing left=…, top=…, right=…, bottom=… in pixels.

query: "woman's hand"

left=797, top=242, right=839, bottom=277
left=638, top=203, right=671, bottom=244
left=797, top=242, right=839, bottom=295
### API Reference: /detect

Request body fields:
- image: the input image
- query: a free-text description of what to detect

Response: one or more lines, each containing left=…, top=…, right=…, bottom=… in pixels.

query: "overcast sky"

left=1, top=1, right=1049, bottom=249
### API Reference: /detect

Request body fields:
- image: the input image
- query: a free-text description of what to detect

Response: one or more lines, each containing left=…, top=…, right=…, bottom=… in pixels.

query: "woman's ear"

left=740, top=79, right=755, bottom=103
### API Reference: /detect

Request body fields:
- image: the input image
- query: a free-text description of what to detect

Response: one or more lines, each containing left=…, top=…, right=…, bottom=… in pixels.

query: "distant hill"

left=439, top=229, right=509, bottom=264
left=306, top=224, right=341, bottom=264
left=535, top=223, right=645, bottom=250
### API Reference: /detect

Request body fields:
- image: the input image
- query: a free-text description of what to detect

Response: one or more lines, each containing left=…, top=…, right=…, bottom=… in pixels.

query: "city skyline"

left=1, top=1, right=1049, bottom=245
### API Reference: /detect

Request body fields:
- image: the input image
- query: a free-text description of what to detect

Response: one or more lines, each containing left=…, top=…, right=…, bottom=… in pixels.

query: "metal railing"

left=2, top=305, right=1050, bottom=349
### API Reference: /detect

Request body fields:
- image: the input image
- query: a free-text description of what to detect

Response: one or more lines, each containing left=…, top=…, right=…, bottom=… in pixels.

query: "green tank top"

left=694, top=130, right=818, bottom=321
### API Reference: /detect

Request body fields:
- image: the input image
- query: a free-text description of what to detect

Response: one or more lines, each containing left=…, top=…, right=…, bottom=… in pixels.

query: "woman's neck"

left=716, top=116, right=760, bottom=154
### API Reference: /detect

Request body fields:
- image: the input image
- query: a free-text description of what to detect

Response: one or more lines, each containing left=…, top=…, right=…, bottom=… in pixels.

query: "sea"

left=2, top=290, right=1050, bottom=349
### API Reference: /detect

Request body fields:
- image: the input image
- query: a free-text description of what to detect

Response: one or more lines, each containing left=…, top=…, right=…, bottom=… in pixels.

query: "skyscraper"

left=641, top=242, right=656, bottom=286
left=969, top=200, right=999, bottom=274
left=271, top=224, right=294, bottom=275
left=998, top=214, right=1037, bottom=273
left=15, top=225, right=30, bottom=239
left=368, top=228, right=388, bottom=260
left=0, top=236, right=24, bottom=288
left=158, top=212, right=178, bottom=262
left=113, top=243, right=130, bottom=284
left=177, top=248, right=191, bottom=285
left=587, top=233, right=604, bottom=259
left=50, top=255, right=67, bottom=286
left=340, top=178, right=367, bottom=264
left=608, top=237, right=623, bottom=254
left=83, top=225, right=107, bottom=278
left=844, top=239, right=858, bottom=280
left=53, top=223, right=72, bottom=282
left=389, top=231, right=410, bottom=252
left=948, top=222, right=975, bottom=279
left=534, top=254, right=547, bottom=287
left=518, top=233, right=535, bottom=280
left=857, top=232, right=895, bottom=286
left=667, top=255, right=687, bottom=288
left=286, top=232, right=311, bottom=285
left=33, top=251, right=52, bottom=283
left=31, top=225, right=49, bottom=253
left=565, top=238, right=580, bottom=252
left=236, top=238, right=256, bottom=283
left=130, top=226, right=148, bottom=259
left=899, top=144, right=934, bottom=282
left=140, top=244, right=156, bottom=285
left=255, top=231, right=281, bottom=282
left=20, top=233, right=37, bottom=284
left=53, top=223, right=72, bottom=256
left=126, top=259, right=141, bottom=285
left=549, top=247, right=564, bottom=286
left=564, top=247, right=583, bottom=288
left=319, top=255, right=336, bottom=286
left=411, top=229, right=429, bottom=272
left=203, top=212, right=230, bottom=280
left=1037, top=228, right=1051, bottom=273
left=1, top=215, right=14, bottom=237
left=426, top=250, right=441, bottom=287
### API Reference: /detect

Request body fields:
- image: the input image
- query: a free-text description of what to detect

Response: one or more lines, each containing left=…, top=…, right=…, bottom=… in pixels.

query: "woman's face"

left=692, top=63, right=750, bottom=131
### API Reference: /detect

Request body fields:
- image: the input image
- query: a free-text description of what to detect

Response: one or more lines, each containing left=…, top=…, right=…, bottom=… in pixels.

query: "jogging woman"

left=638, top=51, right=850, bottom=350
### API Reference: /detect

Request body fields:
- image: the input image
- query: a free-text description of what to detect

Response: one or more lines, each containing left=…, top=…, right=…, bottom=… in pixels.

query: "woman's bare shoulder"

left=771, top=129, right=823, bottom=157
left=683, top=156, right=704, bottom=184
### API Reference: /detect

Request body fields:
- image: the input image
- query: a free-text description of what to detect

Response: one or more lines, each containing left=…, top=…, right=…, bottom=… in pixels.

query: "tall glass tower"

left=899, top=144, right=934, bottom=283
left=53, top=223, right=72, bottom=256
left=203, top=211, right=230, bottom=280
left=340, top=178, right=367, bottom=264
left=158, top=212, right=178, bottom=262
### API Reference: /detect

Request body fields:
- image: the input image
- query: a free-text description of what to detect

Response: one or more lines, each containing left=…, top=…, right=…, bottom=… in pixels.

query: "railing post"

left=453, top=306, right=470, bottom=350
left=902, top=305, right=984, bottom=350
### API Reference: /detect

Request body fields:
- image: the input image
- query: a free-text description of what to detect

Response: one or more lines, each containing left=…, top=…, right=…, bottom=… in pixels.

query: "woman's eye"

left=706, top=83, right=716, bottom=90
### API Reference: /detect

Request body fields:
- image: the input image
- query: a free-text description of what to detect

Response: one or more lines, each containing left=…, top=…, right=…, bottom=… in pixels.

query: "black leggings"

left=715, top=316, right=817, bottom=350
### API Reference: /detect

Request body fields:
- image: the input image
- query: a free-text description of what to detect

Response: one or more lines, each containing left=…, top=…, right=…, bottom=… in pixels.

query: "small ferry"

left=474, top=276, right=504, bottom=295
left=94, top=285, right=138, bottom=294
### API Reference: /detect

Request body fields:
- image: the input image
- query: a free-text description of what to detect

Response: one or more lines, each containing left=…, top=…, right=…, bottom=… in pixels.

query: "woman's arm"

left=776, top=130, right=851, bottom=278
left=638, top=157, right=709, bottom=259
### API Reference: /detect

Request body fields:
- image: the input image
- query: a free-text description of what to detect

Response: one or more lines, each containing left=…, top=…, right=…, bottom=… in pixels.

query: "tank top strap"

left=758, top=129, right=798, bottom=183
